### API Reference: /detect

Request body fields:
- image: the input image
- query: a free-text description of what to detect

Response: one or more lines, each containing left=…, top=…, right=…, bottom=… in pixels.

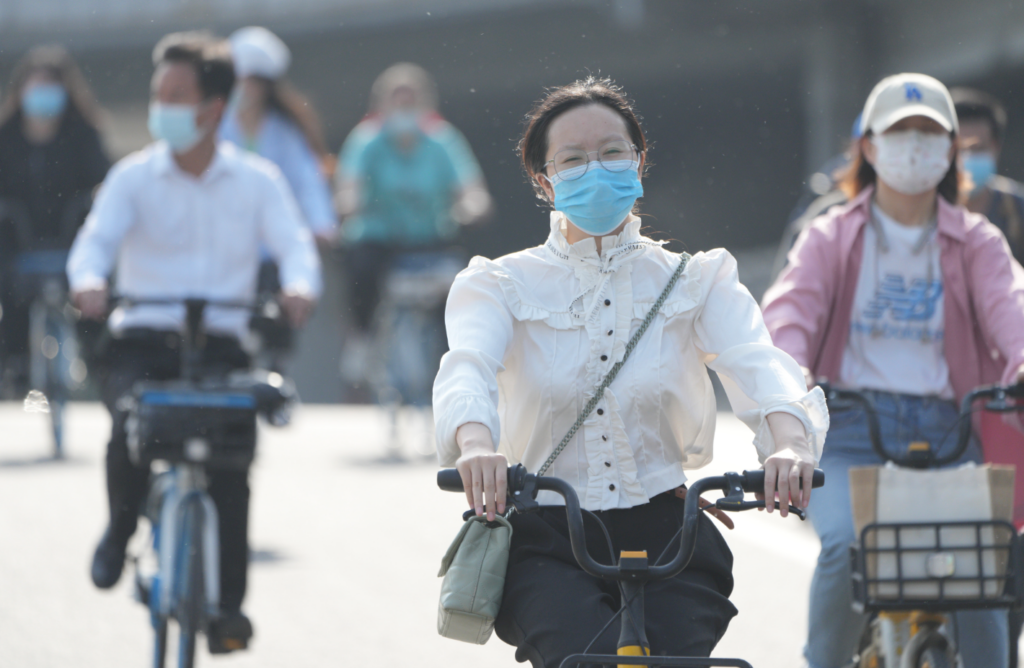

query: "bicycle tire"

left=912, top=631, right=954, bottom=668
left=153, top=617, right=168, bottom=668
left=175, top=500, right=204, bottom=668
left=49, top=394, right=65, bottom=458
left=43, top=305, right=68, bottom=458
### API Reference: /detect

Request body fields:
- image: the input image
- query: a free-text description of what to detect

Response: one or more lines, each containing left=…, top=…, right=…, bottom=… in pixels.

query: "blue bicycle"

left=118, top=297, right=293, bottom=668
left=1, top=195, right=92, bottom=458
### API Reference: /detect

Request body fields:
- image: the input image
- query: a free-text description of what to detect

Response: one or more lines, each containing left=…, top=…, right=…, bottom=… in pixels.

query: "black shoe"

left=90, top=529, right=126, bottom=589
left=208, top=610, right=253, bottom=654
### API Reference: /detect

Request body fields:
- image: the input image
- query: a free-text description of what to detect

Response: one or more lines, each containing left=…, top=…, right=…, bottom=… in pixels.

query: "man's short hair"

left=951, top=87, right=1008, bottom=142
left=152, top=31, right=235, bottom=101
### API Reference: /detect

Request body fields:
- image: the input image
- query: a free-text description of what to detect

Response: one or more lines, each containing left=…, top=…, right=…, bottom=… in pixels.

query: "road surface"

left=1, top=402, right=820, bottom=667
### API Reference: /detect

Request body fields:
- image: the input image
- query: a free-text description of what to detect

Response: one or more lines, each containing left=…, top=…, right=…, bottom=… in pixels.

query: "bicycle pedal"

left=207, top=613, right=253, bottom=654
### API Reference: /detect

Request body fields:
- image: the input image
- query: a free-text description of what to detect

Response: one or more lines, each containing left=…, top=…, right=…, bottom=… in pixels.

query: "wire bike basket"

left=850, top=519, right=1023, bottom=613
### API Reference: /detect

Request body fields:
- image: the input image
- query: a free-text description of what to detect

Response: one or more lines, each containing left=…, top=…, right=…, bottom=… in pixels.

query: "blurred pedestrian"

left=67, top=31, right=320, bottom=653
left=771, top=115, right=861, bottom=279
left=221, top=26, right=337, bottom=370
left=222, top=26, right=336, bottom=244
left=952, top=87, right=1024, bottom=264
left=763, top=73, right=1024, bottom=668
left=335, top=62, right=492, bottom=389
left=952, top=86, right=1024, bottom=668
left=0, top=45, right=110, bottom=396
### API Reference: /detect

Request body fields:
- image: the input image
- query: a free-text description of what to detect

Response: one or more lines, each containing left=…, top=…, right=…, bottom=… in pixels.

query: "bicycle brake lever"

left=714, top=497, right=807, bottom=521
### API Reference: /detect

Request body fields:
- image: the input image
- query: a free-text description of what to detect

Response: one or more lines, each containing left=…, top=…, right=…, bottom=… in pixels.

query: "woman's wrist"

left=455, top=422, right=494, bottom=455
left=765, top=411, right=811, bottom=455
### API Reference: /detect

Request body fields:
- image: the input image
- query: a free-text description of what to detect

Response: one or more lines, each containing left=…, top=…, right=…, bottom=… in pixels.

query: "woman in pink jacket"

left=763, top=73, right=1024, bottom=668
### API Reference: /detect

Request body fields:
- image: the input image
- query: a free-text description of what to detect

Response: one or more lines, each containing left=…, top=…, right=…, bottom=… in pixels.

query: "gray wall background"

left=3, top=0, right=1023, bottom=401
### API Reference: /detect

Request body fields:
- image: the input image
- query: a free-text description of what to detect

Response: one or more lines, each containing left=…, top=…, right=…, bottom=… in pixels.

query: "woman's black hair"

left=518, top=76, right=647, bottom=204
left=258, top=77, right=330, bottom=161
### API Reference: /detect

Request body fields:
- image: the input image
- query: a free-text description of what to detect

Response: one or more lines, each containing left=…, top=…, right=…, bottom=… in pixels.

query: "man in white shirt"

left=66, top=32, right=320, bottom=653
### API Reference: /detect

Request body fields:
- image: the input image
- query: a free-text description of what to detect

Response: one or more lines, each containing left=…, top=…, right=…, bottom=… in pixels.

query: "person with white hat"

left=763, top=73, right=1024, bottom=668
left=222, top=27, right=335, bottom=242
left=221, top=26, right=336, bottom=370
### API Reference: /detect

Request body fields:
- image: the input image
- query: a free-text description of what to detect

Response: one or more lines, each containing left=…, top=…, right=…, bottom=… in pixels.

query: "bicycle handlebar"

left=438, top=465, right=824, bottom=581
left=820, top=383, right=1024, bottom=469
left=111, top=295, right=259, bottom=311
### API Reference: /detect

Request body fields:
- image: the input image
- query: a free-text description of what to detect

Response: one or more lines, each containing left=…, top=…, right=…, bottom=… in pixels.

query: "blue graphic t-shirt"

left=839, top=204, right=953, bottom=398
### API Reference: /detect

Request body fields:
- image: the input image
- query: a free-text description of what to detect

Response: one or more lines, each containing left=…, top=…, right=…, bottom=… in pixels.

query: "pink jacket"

left=762, top=186, right=1024, bottom=403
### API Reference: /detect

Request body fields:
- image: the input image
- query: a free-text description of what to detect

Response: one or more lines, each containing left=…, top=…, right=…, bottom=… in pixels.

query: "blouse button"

left=602, top=435, right=608, bottom=441
left=607, top=330, right=613, bottom=336
left=604, top=299, right=611, bottom=306
left=604, top=461, right=611, bottom=467
left=609, top=484, right=616, bottom=491
left=600, top=355, right=608, bottom=362
left=597, top=408, right=604, bottom=416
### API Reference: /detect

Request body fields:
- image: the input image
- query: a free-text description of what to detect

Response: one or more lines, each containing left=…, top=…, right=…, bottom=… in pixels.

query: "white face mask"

left=870, top=130, right=952, bottom=195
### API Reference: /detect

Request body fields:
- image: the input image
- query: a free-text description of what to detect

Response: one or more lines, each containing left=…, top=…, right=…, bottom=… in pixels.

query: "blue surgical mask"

left=384, top=110, right=421, bottom=137
left=21, top=83, right=67, bottom=119
left=148, top=102, right=206, bottom=154
left=550, top=160, right=644, bottom=236
left=962, top=152, right=997, bottom=193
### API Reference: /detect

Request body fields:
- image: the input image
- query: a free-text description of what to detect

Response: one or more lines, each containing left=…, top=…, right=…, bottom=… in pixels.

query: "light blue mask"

left=384, top=110, right=422, bottom=137
left=148, top=102, right=206, bottom=154
left=551, top=160, right=644, bottom=236
left=962, top=152, right=997, bottom=193
left=22, top=83, right=67, bottom=119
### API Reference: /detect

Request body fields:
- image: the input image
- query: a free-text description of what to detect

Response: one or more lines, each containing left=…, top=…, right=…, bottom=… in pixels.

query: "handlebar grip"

left=739, top=468, right=825, bottom=493
left=437, top=468, right=465, bottom=492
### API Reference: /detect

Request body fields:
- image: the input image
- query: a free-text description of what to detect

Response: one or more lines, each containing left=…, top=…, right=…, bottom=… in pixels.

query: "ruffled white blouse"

left=433, top=212, right=828, bottom=510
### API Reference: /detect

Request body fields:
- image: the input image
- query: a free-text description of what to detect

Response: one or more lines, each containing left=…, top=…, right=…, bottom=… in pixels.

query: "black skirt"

left=494, top=490, right=738, bottom=668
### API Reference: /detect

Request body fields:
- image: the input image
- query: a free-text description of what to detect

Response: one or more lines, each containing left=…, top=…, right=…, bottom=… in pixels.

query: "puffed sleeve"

left=692, top=249, right=829, bottom=463
left=432, top=257, right=515, bottom=466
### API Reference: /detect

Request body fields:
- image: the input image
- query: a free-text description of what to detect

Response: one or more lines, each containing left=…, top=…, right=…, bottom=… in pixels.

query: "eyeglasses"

left=545, top=141, right=639, bottom=181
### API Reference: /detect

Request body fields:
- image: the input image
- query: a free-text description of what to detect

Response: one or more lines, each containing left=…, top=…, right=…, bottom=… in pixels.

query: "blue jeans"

left=804, top=391, right=1009, bottom=668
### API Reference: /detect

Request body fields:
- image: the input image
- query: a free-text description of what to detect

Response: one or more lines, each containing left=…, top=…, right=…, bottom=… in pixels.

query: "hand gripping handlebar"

left=438, top=465, right=824, bottom=581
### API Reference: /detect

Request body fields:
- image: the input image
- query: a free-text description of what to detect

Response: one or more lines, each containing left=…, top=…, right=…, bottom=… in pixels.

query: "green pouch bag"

left=437, top=514, right=513, bottom=644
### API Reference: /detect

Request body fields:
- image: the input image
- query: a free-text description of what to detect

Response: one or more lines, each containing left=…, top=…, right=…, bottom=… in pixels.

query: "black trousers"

left=99, top=331, right=251, bottom=611
left=495, top=492, right=738, bottom=668
left=344, top=242, right=393, bottom=333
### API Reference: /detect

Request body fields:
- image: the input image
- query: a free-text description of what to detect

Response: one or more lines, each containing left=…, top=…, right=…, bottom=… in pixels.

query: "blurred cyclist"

left=951, top=87, right=1024, bottom=667
left=67, top=31, right=320, bottom=653
left=0, top=45, right=110, bottom=396
left=764, top=73, right=1024, bottom=668
left=220, top=27, right=337, bottom=370
left=335, top=62, right=492, bottom=388
left=952, top=87, right=1024, bottom=265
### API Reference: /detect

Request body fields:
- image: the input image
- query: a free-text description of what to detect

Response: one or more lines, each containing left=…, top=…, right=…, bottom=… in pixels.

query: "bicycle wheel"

left=175, top=500, right=205, bottom=668
left=912, top=631, right=954, bottom=668
left=45, top=307, right=70, bottom=458
left=153, top=617, right=168, bottom=668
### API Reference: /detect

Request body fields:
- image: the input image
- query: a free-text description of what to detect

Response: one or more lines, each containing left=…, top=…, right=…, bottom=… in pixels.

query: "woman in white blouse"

left=432, top=77, right=828, bottom=667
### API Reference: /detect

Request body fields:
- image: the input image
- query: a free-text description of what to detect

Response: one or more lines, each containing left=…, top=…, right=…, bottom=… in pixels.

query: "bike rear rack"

left=850, top=519, right=1023, bottom=613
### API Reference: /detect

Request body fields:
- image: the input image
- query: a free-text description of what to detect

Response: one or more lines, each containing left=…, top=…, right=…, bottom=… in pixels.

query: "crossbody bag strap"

left=536, top=252, right=691, bottom=476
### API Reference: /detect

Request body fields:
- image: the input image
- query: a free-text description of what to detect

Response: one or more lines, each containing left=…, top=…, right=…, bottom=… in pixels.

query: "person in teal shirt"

left=335, top=63, right=491, bottom=385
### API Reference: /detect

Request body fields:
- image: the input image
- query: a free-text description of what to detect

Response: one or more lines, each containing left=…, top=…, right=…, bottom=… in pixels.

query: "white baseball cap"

left=230, top=27, right=291, bottom=80
left=860, top=73, right=958, bottom=136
